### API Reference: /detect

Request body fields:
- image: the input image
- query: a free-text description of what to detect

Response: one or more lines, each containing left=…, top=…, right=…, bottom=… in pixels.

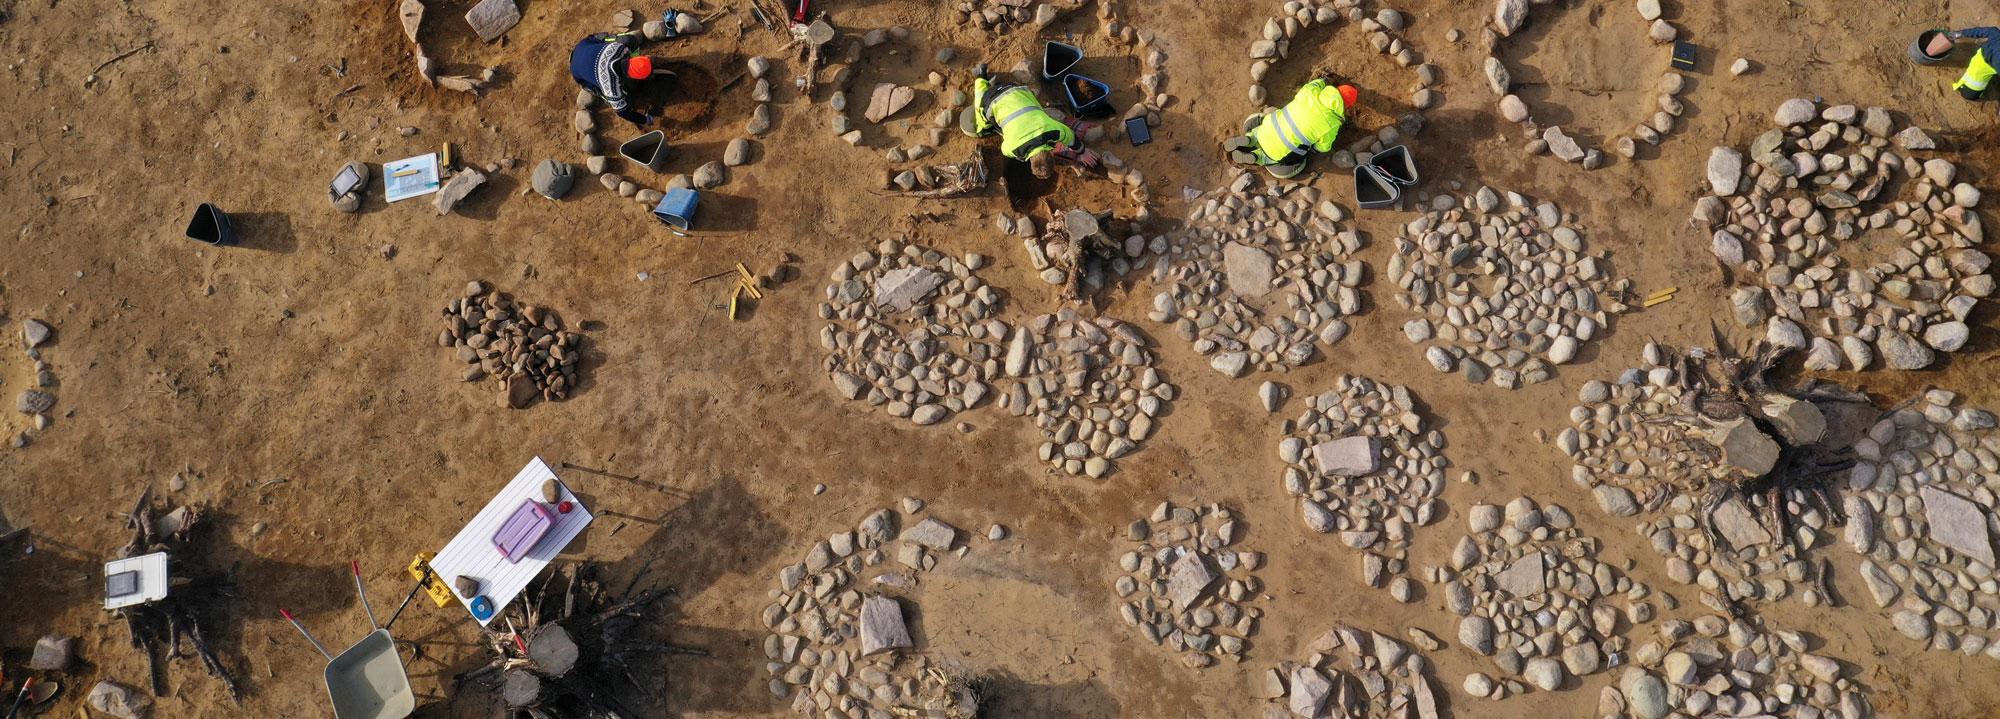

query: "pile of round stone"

left=999, top=310, right=1172, bottom=479
left=996, top=209, right=1168, bottom=292
left=759, top=506, right=981, bottom=717
left=1602, top=614, right=1873, bottom=719
left=1256, top=624, right=1442, bottom=719
left=1486, top=0, right=1686, bottom=168
left=951, top=0, right=1072, bottom=32
left=436, top=281, right=589, bottom=407
left=819, top=239, right=1006, bottom=427
left=1152, top=172, right=1365, bottom=378
left=1559, top=342, right=1837, bottom=609
left=1444, top=497, right=1655, bottom=701
left=1280, top=374, right=1447, bottom=600
left=1698, top=99, right=1990, bottom=371
left=1114, top=501, right=1264, bottom=669
left=1244, top=0, right=1437, bottom=155
left=1843, top=389, right=2000, bottom=660
left=1390, top=190, right=1628, bottom=389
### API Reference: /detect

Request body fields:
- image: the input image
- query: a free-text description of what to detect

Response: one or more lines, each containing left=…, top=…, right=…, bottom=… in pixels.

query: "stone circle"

left=758, top=505, right=981, bottom=717
left=1113, top=501, right=1263, bottom=669
left=1697, top=99, right=1988, bottom=371
left=1153, top=171, right=1366, bottom=378
left=1242, top=0, right=1438, bottom=164
left=1258, top=624, right=1443, bottom=718
left=1280, top=374, right=1447, bottom=596
left=1844, top=389, right=2000, bottom=659
left=1605, top=613, right=1874, bottom=719
left=819, top=239, right=1004, bottom=429
left=1486, top=0, right=1686, bottom=168
left=1440, top=496, right=1653, bottom=700
left=820, top=239, right=1169, bottom=477
left=1001, top=309, right=1173, bottom=479
left=1389, top=191, right=1628, bottom=389
left=1557, top=341, right=1850, bottom=609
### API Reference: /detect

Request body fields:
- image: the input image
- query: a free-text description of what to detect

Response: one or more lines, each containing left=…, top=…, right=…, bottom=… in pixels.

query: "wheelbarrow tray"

left=325, top=629, right=414, bottom=719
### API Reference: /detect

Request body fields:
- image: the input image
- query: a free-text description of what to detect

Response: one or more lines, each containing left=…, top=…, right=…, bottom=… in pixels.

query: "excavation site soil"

left=5, top=0, right=2000, bottom=717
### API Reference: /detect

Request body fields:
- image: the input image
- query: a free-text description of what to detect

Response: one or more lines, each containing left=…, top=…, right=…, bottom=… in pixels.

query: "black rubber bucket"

left=185, top=203, right=235, bottom=246
left=1064, top=74, right=1113, bottom=118
left=1912, top=29, right=1952, bottom=65
left=1369, top=145, right=1419, bottom=186
left=1041, top=41, right=1082, bottom=82
left=1355, top=166, right=1400, bottom=210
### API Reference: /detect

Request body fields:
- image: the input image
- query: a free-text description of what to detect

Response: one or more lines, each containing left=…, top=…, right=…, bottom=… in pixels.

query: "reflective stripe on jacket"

left=1252, top=79, right=1347, bottom=161
left=975, top=78, right=1075, bottom=161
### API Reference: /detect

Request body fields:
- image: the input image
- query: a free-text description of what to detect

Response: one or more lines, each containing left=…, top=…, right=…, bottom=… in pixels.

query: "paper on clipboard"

left=384, top=153, right=442, bottom=203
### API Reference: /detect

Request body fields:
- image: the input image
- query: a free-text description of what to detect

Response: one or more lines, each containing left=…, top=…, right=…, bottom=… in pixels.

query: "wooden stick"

left=92, top=42, right=155, bottom=75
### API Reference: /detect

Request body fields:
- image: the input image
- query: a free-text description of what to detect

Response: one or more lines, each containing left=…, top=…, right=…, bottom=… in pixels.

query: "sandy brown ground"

left=5, top=0, right=2000, bottom=716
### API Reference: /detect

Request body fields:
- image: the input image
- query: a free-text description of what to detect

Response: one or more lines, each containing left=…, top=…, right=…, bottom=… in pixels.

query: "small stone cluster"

left=1257, top=624, right=1442, bottom=719
left=1559, top=342, right=1839, bottom=608
left=1602, top=614, right=1873, bottom=719
left=1280, top=375, right=1448, bottom=600
left=1488, top=0, right=1686, bottom=168
left=759, top=505, right=981, bottom=717
left=1390, top=191, right=1628, bottom=389
left=1845, top=389, right=2000, bottom=659
left=820, top=240, right=1003, bottom=429
left=1443, top=497, right=1655, bottom=700
left=1154, top=172, right=1366, bottom=378
left=1699, top=99, right=1988, bottom=371
left=951, top=0, right=1074, bottom=32
left=434, top=281, right=587, bottom=409
left=9, top=318, right=58, bottom=449
left=998, top=209, right=1167, bottom=293
left=1003, top=310, right=1173, bottom=479
left=1114, top=501, right=1263, bottom=669
left=1244, top=0, right=1437, bottom=159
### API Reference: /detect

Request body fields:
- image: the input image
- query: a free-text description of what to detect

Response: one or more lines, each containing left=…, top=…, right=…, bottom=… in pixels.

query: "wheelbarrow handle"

left=351, top=561, right=379, bottom=631
left=280, top=608, right=335, bottom=661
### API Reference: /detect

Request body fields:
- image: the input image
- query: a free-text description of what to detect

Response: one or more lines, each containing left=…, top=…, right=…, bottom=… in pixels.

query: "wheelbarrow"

left=280, top=562, right=417, bottom=719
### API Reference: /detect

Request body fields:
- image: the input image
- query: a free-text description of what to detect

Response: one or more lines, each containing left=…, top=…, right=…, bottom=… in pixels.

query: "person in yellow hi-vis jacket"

left=959, top=65, right=1099, bottom=178
left=1224, top=78, right=1359, bottom=179
left=1937, top=27, right=2000, bottom=100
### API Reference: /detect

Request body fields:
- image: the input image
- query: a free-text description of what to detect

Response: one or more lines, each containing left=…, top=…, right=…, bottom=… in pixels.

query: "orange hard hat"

left=626, top=56, right=654, bottom=80
left=1338, top=84, right=1359, bottom=108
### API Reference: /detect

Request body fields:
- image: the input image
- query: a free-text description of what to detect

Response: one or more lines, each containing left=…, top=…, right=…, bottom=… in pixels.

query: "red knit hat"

left=1338, top=84, right=1359, bottom=108
left=626, top=56, right=654, bottom=80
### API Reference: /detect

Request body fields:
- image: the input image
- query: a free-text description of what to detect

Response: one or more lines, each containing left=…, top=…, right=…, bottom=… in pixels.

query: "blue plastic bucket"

left=653, top=188, right=699, bottom=231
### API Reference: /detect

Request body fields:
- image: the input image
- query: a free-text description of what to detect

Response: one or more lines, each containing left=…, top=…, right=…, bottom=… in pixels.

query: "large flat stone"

left=1222, top=242, right=1277, bottom=298
left=1710, top=496, right=1773, bottom=549
left=1922, top=486, right=1995, bottom=567
left=1165, top=551, right=1216, bottom=609
left=1288, top=666, right=1332, bottom=717
left=859, top=595, right=913, bottom=655
left=1496, top=552, right=1545, bottom=597
left=901, top=517, right=959, bottom=550
left=1706, top=417, right=1778, bottom=476
left=433, top=169, right=487, bottom=215
left=463, top=0, right=521, bottom=42
left=873, top=267, right=944, bottom=312
left=1311, top=436, right=1380, bottom=477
